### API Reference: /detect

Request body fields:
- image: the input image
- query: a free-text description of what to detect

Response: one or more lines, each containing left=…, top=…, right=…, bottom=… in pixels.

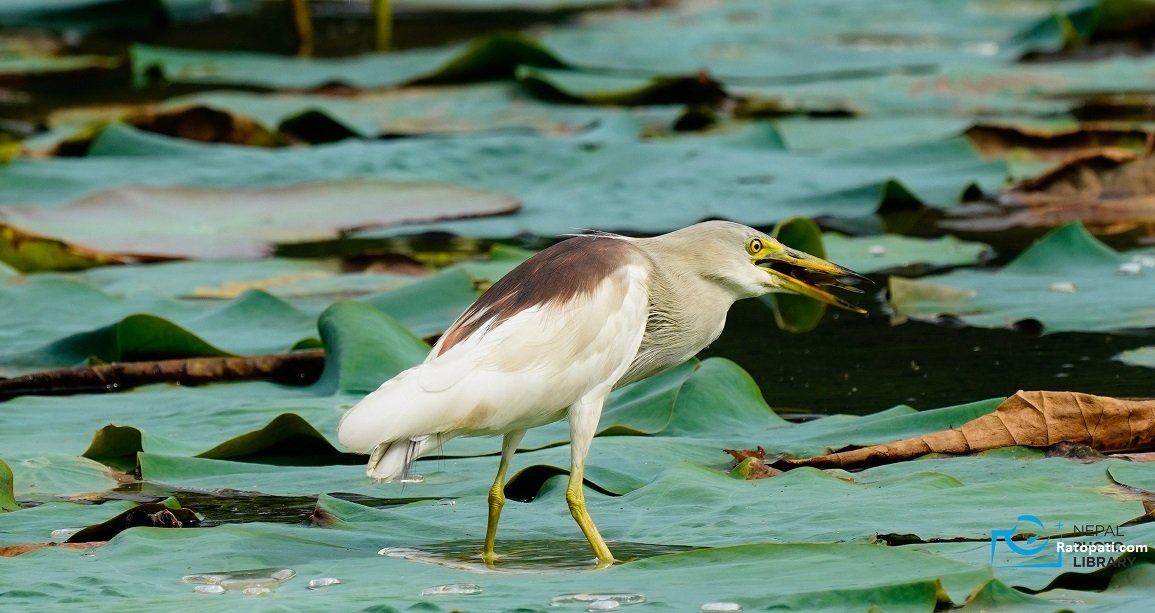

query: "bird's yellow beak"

left=753, top=245, right=869, bottom=314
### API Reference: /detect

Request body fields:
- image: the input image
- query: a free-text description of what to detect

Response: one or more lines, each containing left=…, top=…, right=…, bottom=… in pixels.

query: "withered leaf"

left=940, top=151, right=1155, bottom=238
left=966, top=124, right=1150, bottom=160
left=723, top=446, right=766, bottom=462
left=776, top=390, right=1155, bottom=471
left=0, top=542, right=102, bottom=558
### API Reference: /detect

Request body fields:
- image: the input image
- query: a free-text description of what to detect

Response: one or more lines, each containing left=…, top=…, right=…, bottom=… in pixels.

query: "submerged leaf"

left=131, top=33, right=565, bottom=90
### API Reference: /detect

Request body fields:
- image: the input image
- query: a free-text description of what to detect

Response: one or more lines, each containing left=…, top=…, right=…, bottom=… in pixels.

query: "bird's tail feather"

left=366, top=435, right=438, bottom=481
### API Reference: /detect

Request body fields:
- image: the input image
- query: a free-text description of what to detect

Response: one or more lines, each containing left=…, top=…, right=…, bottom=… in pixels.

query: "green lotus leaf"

left=0, top=125, right=1003, bottom=239
left=313, top=300, right=429, bottom=396
left=890, top=223, right=1155, bottom=333
left=823, top=233, right=991, bottom=273
left=195, top=413, right=359, bottom=466
left=130, top=33, right=564, bottom=90
left=516, top=65, right=726, bottom=106
left=5, top=454, right=119, bottom=502
left=4, top=289, right=316, bottom=371
left=0, top=180, right=519, bottom=260
left=154, top=85, right=614, bottom=139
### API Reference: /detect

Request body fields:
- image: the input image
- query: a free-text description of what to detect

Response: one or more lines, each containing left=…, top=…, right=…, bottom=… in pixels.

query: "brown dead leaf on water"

left=771, top=390, right=1155, bottom=473
left=0, top=542, right=103, bottom=558
left=723, top=446, right=766, bottom=462
left=940, top=150, right=1155, bottom=239
left=127, top=105, right=284, bottom=148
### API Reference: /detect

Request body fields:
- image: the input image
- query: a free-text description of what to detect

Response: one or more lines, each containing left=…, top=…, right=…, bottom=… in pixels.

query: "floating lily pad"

left=774, top=116, right=974, bottom=151
left=80, top=258, right=343, bottom=301
left=131, top=33, right=565, bottom=90
left=0, top=180, right=521, bottom=260
left=823, top=233, right=991, bottom=273
left=6, top=454, right=119, bottom=501
left=515, top=65, right=726, bottom=106
left=5, top=289, right=316, bottom=371
left=154, top=85, right=618, bottom=139
left=0, top=124, right=1004, bottom=239
left=889, top=223, right=1155, bottom=332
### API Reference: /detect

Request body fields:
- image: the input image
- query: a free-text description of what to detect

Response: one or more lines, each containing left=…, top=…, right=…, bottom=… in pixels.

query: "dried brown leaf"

left=0, top=542, right=102, bottom=558
left=967, top=123, right=1150, bottom=160
left=939, top=151, right=1155, bottom=238
left=723, top=446, right=765, bottom=462
left=779, top=391, right=1155, bottom=470
left=127, top=105, right=285, bottom=148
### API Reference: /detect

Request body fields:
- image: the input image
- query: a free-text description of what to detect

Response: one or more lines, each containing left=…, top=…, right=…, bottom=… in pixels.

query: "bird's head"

left=666, top=220, right=869, bottom=313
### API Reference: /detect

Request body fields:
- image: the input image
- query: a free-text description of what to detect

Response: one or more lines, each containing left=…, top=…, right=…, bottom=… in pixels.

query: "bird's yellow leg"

left=567, top=394, right=615, bottom=568
left=566, top=463, right=614, bottom=567
left=483, top=429, right=525, bottom=566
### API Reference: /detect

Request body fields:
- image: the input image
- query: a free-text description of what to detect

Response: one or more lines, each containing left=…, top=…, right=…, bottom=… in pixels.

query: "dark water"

left=102, top=486, right=424, bottom=526
left=703, top=297, right=1155, bottom=416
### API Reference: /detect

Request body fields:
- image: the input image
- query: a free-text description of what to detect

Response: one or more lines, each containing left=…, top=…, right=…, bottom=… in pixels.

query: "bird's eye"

left=746, top=238, right=764, bottom=255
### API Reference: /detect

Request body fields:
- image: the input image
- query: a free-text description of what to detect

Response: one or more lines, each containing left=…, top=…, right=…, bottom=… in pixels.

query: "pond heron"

left=337, top=220, right=867, bottom=566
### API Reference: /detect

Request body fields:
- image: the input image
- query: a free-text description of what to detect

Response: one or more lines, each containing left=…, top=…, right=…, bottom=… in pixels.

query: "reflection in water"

left=381, top=540, right=695, bottom=572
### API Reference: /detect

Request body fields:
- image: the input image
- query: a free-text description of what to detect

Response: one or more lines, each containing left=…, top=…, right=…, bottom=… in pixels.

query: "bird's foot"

left=481, top=549, right=500, bottom=569
left=593, top=556, right=617, bottom=570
